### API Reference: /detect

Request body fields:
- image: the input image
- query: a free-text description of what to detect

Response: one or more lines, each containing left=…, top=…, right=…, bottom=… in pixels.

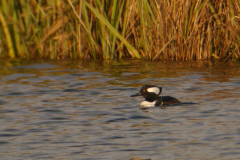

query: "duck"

left=130, top=85, right=180, bottom=107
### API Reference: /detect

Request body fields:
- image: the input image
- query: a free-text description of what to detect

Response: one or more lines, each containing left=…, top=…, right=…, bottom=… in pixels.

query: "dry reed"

left=0, top=0, right=240, bottom=61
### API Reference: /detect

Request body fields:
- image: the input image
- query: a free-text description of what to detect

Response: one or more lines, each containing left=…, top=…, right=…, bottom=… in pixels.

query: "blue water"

left=0, top=60, right=240, bottom=160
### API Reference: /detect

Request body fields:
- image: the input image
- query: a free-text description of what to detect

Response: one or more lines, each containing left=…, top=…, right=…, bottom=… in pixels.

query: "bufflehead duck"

left=130, top=85, right=180, bottom=107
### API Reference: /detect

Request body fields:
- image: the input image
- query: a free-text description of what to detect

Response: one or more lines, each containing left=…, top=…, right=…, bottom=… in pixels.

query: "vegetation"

left=1, top=0, right=240, bottom=61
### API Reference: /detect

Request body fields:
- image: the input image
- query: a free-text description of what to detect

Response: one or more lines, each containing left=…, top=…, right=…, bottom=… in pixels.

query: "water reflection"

left=0, top=60, right=240, bottom=159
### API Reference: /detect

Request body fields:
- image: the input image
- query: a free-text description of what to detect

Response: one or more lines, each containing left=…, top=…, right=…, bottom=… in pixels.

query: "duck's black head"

left=130, top=85, right=162, bottom=102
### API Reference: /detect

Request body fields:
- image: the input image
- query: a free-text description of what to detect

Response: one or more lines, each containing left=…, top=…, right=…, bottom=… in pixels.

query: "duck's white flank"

left=140, top=100, right=157, bottom=107
left=147, top=87, right=160, bottom=95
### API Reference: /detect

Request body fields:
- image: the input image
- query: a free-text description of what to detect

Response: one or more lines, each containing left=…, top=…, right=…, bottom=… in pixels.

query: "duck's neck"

left=143, top=93, right=158, bottom=102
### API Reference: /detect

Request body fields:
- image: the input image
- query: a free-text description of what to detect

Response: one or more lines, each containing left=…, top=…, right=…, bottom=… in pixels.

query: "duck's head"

left=130, top=85, right=162, bottom=102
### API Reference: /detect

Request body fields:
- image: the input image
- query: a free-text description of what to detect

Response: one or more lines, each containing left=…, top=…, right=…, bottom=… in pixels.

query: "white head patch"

left=147, top=87, right=160, bottom=95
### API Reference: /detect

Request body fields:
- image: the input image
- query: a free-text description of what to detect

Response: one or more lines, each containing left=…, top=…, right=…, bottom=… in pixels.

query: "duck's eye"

left=143, top=89, right=146, bottom=92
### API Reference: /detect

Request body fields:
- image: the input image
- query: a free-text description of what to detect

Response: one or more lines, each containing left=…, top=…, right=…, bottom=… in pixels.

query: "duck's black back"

left=155, top=96, right=181, bottom=106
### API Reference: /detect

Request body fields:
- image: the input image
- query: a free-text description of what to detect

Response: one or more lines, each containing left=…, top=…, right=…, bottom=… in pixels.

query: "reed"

left=0, top=0, right=240, bottom=61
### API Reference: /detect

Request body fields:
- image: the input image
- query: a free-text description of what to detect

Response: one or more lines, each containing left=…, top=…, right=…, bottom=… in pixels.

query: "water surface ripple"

left=0, top=60, right=240, bottom=160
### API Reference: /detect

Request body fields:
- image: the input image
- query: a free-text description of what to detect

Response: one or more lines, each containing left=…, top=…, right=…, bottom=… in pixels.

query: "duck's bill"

left=130, top=92, right=142, bottom=97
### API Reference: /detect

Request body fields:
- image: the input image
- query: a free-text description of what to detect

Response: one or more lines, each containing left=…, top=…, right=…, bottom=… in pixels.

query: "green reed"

left=0, top=0, right=240, bottom=61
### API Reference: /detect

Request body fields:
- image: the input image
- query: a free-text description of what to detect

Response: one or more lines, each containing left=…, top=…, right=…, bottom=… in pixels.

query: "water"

left=0, top=60, right=240, bottom=160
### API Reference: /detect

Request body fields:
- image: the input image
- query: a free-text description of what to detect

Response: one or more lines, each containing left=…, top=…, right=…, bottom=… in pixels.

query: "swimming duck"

left=130, top=85, right=180, bottom=107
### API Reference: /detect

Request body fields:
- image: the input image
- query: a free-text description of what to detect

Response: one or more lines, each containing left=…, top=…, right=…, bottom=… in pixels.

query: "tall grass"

left=0, top=0, right=240, bottom=61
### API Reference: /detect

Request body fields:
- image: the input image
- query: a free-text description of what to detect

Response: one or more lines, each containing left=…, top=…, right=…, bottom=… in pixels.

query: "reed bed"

left=1, top=0, right=240, bottom=61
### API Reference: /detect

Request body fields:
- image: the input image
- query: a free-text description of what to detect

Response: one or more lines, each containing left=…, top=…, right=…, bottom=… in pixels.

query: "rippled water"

left=0, top=60, right=240, bottom=160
